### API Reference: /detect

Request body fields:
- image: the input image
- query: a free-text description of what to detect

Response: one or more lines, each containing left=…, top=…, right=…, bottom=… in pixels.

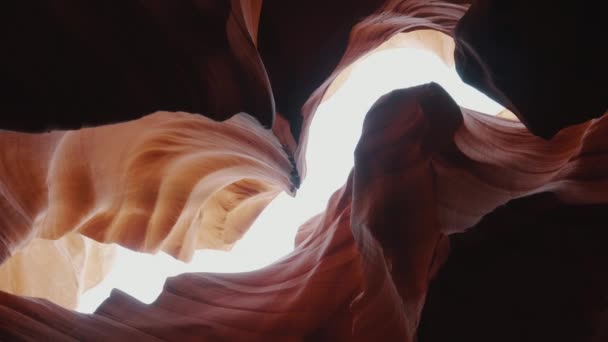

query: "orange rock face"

left=1, top=0, right=607, bottom=341
left=0, top=112, right=294, bottom=262
left=0, top=234, right=116, bottom=309
left=1, top=83, right=606, bottom=340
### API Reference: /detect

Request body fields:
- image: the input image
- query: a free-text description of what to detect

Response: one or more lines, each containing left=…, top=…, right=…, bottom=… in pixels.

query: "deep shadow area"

left=455, top=0, right=607, bottom=139
left=419, top=192, right=608, bottom=342
left=0, top=1, right=274, bottom=131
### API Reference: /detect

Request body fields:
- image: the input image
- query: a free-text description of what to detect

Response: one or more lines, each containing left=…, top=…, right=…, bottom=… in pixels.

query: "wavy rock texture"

left=351, top=85, right=608, bottom=341
left=1, top=0, right=607, bottom=340
left=0, top=111, right=294, bottom=309
left=0, top=111, right=294, bottom=263
left=1, top=83, right=607, bottom=341
left=0, top=0, right=467, bottom=310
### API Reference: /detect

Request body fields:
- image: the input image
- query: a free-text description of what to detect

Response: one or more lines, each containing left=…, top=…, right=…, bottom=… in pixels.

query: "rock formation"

left=0, top=111, right=294, bottom=266
left=0, top=233, right=116, bottom=310
left=0, top=0, right=606, bottom=341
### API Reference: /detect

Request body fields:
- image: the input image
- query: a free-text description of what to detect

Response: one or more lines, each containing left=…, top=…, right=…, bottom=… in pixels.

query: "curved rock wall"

left=0, top=0, right=606, bottom=340
left=1, top=83, right=606, bottom=340
left=0, top=112, right=294, bottom=263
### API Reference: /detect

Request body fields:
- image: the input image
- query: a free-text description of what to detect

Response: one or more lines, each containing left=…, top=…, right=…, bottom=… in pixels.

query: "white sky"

left=77, top=48, right=503, bottom=313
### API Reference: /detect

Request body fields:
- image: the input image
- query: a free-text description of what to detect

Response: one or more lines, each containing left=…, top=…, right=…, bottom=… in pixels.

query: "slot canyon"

left=0, top=1, right=606, bottom=341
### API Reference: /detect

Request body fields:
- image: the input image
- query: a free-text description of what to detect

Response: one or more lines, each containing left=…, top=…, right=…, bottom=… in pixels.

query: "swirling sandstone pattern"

left=0, top=0, right=466, bottom=309
left=1, top=0, right=607, bottom=340
left=1, top=83, right=607, bottom=340
left=0, top=112, right=294, bottom=264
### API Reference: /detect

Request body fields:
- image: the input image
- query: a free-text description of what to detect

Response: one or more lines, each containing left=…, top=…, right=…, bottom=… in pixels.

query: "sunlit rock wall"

left=0, top=0, right=606, bottom=340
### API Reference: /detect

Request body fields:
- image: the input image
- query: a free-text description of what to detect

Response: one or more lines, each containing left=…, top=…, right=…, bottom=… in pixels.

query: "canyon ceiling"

left=0, top=0, right=607, bottom=341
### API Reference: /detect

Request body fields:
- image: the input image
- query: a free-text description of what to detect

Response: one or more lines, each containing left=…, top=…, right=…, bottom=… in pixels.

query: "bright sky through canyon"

left=77, top=48, right=503, bottom=313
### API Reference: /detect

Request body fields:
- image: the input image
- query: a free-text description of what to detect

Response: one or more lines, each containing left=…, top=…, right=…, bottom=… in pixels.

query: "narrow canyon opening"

left=77, top=46, right=504, bottom=313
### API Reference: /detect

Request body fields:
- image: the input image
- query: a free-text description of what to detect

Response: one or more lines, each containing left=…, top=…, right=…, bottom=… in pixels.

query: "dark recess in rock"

left=0, top=1, right=274, bottom=131
left=454, top=0, right=608, bottom=139
left=419, top=192, right=608, bottom=342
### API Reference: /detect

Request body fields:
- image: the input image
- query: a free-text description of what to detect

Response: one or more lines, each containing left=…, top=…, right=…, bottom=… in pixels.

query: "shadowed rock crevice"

left=419, top=193, right=608, bottom=342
